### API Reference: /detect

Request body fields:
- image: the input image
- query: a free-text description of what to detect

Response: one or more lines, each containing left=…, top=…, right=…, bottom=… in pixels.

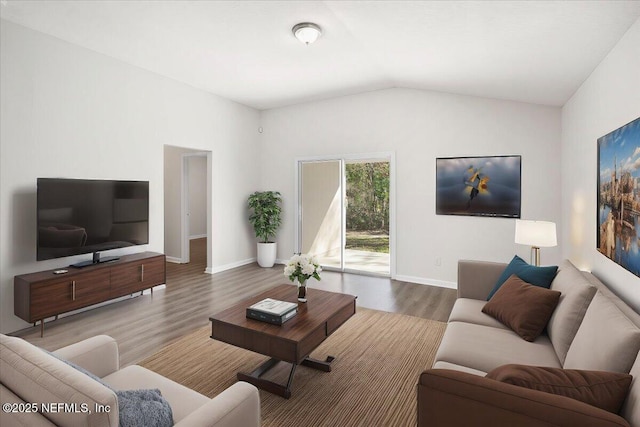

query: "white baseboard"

left=394, top=275, right=457, bottom=290
left=205, top=258, right=256, bottom=274
left=166, top=256, right=184, bottom=264
left=190, top=234, right=207, bottom=240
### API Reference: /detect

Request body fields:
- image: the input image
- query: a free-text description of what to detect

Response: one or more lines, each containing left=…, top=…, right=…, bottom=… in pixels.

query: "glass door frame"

left=294, top=152, right=396, bottom=278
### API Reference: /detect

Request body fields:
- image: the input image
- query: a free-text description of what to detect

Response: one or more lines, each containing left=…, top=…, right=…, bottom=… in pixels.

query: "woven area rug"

left=139, top=308, right=446, bottom=426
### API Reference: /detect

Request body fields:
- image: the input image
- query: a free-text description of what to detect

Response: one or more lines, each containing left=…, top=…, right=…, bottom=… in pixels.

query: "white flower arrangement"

left=284, top=253, right=322, bottom=284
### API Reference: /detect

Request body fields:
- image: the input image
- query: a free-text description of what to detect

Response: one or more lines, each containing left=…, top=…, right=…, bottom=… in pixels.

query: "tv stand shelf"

left=14, top=252, right=165, bottom=337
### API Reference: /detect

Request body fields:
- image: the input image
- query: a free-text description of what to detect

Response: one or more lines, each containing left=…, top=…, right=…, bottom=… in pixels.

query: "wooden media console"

left=14, top=252, right=166, bottom=336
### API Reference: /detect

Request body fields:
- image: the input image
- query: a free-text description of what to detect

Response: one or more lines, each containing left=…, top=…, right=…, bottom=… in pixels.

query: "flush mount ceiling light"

left=292, top=22, right=322, bottom=45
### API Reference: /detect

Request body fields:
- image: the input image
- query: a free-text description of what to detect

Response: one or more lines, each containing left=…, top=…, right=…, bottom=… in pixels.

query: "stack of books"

left=246, top=298, right=298, bottom=325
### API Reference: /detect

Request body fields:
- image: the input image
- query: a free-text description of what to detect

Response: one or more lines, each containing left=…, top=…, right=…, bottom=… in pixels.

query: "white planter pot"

left=257, top=242, right=277, bottom=268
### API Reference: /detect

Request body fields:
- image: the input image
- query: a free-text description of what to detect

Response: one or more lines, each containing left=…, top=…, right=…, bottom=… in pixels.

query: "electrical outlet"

left=435, top=257, right=442, bottom=267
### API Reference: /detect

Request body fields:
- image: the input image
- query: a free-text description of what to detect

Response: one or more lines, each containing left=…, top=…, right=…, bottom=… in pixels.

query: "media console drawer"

left=14, top=252, right=166, bottom=336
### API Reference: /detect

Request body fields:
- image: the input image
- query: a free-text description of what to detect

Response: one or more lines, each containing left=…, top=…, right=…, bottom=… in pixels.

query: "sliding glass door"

left=299, top=160, right=343, bottom=270
left=344, top=160, right=390, bottom=274
left=297, top=155, right=393, bottom=277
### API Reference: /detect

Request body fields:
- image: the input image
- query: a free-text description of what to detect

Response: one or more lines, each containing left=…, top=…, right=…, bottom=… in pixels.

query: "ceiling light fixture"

left=292, top=22, right=322, bottom=45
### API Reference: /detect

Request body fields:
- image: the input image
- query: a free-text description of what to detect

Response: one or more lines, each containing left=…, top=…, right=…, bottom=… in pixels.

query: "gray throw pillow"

left=117, top=389, right=173, bottom=427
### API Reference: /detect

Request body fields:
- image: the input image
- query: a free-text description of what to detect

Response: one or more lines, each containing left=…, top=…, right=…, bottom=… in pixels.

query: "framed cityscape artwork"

left=597, top=116, right=640, bottom=277
left=436, top=155, right=521, bottom=218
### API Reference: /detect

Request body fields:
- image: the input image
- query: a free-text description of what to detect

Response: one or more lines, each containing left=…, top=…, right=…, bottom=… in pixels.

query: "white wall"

left=0, top=20, right=259, bottom=333
left=561, top=18, right=640, bottom=311
left=188, top=156, right=207, bottom=238
left=260, top=88, right=562, bottom=286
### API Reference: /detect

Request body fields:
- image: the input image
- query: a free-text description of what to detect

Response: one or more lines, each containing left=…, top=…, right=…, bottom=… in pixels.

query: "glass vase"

left=297, top=278, right=307, bottom=303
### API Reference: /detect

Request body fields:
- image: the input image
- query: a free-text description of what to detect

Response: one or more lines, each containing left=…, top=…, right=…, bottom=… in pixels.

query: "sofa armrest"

left=418, top=369, right=630, bottom=427
left=457, top=260, right=506, bottom=300
left=174, top=382, right=260, bottom=427
left=53, top=335, right=119, bottom=378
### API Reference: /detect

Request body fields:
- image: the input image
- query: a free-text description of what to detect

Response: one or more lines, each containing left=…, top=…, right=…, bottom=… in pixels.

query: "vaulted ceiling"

left=2, top=1, right=639, bottom=109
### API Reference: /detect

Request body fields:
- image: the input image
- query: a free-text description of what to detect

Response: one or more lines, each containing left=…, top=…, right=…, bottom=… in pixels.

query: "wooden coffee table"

left=209, top=284, right=357, bottom=398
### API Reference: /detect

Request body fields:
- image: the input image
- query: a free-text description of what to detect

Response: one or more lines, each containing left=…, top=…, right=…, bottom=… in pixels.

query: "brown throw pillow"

left=482, top=274, right=561, bottom=341
left=486, top=364, right=633, bottom=414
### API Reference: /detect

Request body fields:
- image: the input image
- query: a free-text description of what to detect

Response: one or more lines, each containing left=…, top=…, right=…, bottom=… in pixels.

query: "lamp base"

left=530, top=246, right=541, bottom=266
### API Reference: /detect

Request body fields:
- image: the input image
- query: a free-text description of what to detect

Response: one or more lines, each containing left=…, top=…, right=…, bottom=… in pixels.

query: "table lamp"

left=515, top=220, right=557, bottom=266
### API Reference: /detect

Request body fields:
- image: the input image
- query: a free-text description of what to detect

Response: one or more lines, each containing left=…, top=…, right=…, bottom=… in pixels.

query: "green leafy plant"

left=247, top=191, right=282, bottom=243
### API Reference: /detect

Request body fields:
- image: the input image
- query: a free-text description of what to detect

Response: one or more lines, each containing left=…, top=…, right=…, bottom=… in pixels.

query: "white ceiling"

left=2, top=1, right=639, bottom=110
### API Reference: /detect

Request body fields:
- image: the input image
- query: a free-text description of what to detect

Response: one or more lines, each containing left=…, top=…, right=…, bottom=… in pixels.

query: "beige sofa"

left=0, top=334, right=260, bottom=427
left=419, top=259, right=640, bottom=427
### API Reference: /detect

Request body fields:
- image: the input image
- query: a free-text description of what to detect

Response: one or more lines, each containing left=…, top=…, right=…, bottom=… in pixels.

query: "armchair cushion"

left=486, top=364, right=632, bottom=414
left=482, top=275, right=561, bottom=342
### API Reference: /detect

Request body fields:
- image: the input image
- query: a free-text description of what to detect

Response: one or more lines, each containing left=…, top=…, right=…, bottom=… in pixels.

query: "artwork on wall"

left=436, top=155, right=521, bottom=218
left=597, top=116, right=640, bottom=277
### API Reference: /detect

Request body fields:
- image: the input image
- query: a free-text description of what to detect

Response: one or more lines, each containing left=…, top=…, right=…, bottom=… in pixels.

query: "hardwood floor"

left=14, top=239, right=456, bottom=366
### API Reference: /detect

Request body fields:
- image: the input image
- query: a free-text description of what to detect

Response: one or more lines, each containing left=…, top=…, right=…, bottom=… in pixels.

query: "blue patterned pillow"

left=487, top=255, right=558, bottom=300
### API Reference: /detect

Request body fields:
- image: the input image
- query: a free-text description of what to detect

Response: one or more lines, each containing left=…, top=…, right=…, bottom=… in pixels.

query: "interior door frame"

left=180, top=151, right=212, bottom=273
left=294, top=152, right=396, bottom=278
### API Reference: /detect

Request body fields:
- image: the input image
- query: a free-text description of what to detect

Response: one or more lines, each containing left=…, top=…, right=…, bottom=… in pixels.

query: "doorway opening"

left=163, top=145, right=212, bottom=273
left=296, top=153, right=395, bottom=277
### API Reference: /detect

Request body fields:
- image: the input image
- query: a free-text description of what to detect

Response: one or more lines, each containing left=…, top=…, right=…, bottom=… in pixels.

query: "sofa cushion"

left=546, top=260, right=597, bottom=364
left=447, top=298, right=510, bottom=330
left=564, top=292, right=640, bottom=373
left=621, top=352, right=640, bottom=426
left=432, top=360, right=487, bottom=376
left=103, top=365, right=209, bottom=423
left=486, top=364, right=632, bottom=414
left=0, top=334, right=119, bottom=427
left=482, top=275, right=561, bottom=342
left=434, top=322, right=562, bottom=373
left=486, top=255, right=558, bottom=300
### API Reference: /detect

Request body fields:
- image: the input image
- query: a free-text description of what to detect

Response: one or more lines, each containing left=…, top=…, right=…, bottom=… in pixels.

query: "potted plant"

left=248, top=191, right=282, bottom=268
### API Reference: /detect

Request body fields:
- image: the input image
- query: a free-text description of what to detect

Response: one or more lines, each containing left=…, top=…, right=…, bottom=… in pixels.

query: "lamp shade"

left=515, top=220, right=557, bottom=247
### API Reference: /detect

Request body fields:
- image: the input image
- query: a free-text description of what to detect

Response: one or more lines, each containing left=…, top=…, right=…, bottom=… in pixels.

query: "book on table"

left=246, top=298, right=298, bottom=325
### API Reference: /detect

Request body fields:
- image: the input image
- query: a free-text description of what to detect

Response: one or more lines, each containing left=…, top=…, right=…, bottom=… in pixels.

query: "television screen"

left=436, top=155, right=521, bottom=218
left=37, top=178, right=149, bottom=261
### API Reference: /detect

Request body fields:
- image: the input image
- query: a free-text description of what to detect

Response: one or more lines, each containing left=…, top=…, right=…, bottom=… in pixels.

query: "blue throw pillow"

left=486, top=255, right=558, bottom=300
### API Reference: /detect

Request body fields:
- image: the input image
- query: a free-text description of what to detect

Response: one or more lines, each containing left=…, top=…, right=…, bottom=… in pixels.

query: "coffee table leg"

left=301, top=355, right=335, bottom=372
left=237, top=355, right=335, bottom=398
left=237, top=358, right=296, bottom=399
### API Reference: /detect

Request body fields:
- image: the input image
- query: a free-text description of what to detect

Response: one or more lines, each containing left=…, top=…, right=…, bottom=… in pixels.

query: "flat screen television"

left=436, top=155, right=521, bottom=218
left=37, top=178, right=149, bottom=266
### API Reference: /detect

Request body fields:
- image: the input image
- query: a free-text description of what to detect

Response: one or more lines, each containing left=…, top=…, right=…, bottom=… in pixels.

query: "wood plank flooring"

left=14, top=239, right=456, bottom=366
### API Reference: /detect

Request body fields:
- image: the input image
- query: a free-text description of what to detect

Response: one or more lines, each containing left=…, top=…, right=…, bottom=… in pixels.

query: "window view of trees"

left=345, top=162, right=390, bottom=253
